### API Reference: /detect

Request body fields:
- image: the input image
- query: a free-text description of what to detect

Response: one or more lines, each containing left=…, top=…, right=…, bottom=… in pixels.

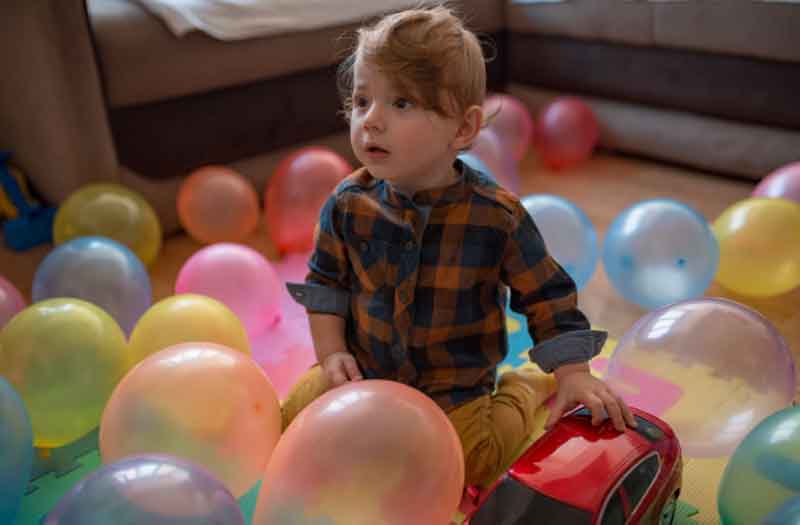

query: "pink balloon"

left=265, top=147, right=352, bottom=255
left=99, top=342, right=282, bottom=498
left=175, top=244, right=282, bottom=338
left=534, top=97, right=599, bottom=170
left=484, top=93, right=534, bottom=162
left=250, top=315, right=315, bottom=400
left=253, top=380, right=464, bottom=525
left=0, top=275, right=25, bottom=329
left=753, top=161, right=800, bottom=204
left=470, top=128, right=520, bottom=194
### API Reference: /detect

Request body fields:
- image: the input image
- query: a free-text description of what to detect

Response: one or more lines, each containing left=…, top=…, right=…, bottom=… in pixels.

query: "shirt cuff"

left=529, top=329, right=608, bottom=373
left=286, top=282, right=350, bottom=317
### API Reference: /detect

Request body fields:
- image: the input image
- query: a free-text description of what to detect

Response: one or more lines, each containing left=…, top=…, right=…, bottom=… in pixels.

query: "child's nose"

left=363, top=103, right=385, bottom=131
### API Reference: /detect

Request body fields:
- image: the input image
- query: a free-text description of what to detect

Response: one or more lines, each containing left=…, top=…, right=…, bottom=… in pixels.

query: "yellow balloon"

left=0, top=298, right=130, bottom=448
left=128, top=294, right=250, bottom=365
left=53, top=183, right=162, bottom=267
left=712, top=197, right=800, bottom=297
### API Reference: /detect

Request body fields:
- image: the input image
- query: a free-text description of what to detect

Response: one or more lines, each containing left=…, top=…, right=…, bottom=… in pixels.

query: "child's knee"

left=463, top=436, right=505, bottom=488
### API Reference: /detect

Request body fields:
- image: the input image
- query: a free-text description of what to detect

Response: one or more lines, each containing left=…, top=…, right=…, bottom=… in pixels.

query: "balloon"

left=752, top=161, right=800, bottom=204
left=484, top=93, right=534, bottom=162
left=606, top=298, right=795, bottom=458
left=713, top=197, right=800, bottom=297
left=603, top=199, right=719, bottom=310
left=253, top=380, right=464, bottom=525
left=177, top=165, right=259, bottom=244
left=44, top=454, right=244, bottom=525
left=32, top=236, right=152, bottom=335
left=468, top=128, right=520, bottom=194
left=175, top=243, right=282, bottom=338
left=534, top=97, right=599, bottom=170
left=250, top=251, right=316, bottom=399
left=0, top=298, right=130, bottom=447
left=265, top=146, right=352, bottom=254
left=127, top=294, right=250, bottom=365
left=0, top=377, right=33, bottom=524
left=53, top=183, right=162, bottom=267
left=718, top=406, right=800, bottom=525
left=250, top=315, right=316, bottom=400
left=100, top=343, right=282, bottom=498
left=0, top=274, right=25, bottom=329
left=521, top=194, right=598, bottom=289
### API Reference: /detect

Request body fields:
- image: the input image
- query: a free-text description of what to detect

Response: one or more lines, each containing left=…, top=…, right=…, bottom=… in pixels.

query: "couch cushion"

left=506, top=0, right=654, bottom=46
left=652, top=1, right=800, bottom=64
left=507, top=0, right=800, bottom=63
left=88, top=0, right=505, bottom=108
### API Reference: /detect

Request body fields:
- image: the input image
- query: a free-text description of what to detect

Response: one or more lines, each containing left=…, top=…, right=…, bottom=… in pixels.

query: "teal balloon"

left=719, top=406, right=800, bottom=525
left=602, top=199, right=718, bottom=310
left=32, top=236, right=151, bottom=335
left=0, top=376, right=33, bottom=523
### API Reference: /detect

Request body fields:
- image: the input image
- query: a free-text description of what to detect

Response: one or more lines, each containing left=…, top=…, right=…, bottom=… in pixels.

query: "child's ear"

left=452, top=105, right=483, bottom=151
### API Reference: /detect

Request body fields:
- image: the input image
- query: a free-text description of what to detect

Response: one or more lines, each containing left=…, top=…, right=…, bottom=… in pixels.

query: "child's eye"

left=353, top=96, right=368, bottom=109
left=394, top=98, right=413, bottom=110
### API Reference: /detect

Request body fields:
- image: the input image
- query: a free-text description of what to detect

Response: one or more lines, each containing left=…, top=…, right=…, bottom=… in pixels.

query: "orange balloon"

left=253, top=380, right=464, bottom=525
left=177, top=166, right=259, bottom=244
left=265, top=147, right=351, bottom=254
left=534, top=97, right=599, bottom=170
left=100, top=342, right=282, bottom=498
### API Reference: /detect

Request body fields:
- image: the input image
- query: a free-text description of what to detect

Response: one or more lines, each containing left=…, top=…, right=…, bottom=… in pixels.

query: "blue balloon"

left=0, top=376, right=33, bottom=524
left=458, top=153, right=494, bottom=181
left=44, top=454, right=244, bottom=525
left=602, top=199, right=718, bottom=310
left=32, top=236, right=151, bottom=334
left=521, top=194, right=598, bottom=290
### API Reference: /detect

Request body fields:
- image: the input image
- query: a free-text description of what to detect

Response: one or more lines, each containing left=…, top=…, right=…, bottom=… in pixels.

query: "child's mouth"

left=366, top=146, right=390, bottom=159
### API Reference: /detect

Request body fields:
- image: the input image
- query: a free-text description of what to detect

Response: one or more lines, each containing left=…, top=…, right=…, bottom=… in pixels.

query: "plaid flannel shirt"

left=288, top=160, right=606, bottom=412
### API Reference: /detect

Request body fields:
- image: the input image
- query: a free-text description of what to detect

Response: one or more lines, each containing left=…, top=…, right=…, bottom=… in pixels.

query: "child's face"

left=349, top=57, right=464, bottom=193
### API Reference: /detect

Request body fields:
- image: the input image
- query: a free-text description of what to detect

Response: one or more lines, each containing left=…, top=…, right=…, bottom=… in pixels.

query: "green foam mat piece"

left=675, top=500, right=701, bottom=525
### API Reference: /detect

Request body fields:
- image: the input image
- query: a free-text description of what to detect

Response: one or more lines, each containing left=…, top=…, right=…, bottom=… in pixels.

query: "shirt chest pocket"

left=348, top=237, right=394, bottom=293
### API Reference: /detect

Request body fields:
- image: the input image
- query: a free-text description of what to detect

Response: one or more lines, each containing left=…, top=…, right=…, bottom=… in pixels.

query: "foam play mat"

left=16, top=311, right=721, bottom=524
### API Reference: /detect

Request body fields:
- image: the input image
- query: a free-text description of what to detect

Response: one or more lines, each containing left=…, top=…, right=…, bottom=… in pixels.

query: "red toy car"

left=462, top=406, right=682, bottom=525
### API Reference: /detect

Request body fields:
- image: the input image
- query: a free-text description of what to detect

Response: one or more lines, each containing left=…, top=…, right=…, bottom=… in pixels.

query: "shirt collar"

left=381, top=158, right=473, bottom=209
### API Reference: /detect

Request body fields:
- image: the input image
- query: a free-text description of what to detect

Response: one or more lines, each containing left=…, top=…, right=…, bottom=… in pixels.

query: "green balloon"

left=718, top=406, right=800, bottom=524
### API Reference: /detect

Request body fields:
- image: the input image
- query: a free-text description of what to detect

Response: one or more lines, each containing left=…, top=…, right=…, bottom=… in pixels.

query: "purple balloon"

left=753, top=161, right=800, bottom=204
left=44, top=454, right=244, bottom=525
left=0, top=275, right=25, bottom=329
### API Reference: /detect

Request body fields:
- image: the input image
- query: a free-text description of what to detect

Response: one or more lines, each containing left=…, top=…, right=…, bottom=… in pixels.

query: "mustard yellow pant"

left=280, top=366, right=556, bottom=488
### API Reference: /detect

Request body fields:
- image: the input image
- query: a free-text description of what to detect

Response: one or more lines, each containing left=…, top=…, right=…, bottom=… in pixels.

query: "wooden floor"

left=2, top=151, right=798, bottom=397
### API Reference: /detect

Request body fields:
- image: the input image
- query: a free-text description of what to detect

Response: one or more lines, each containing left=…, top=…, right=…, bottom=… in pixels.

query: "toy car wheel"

left=659, top=493, right=678, bottom=525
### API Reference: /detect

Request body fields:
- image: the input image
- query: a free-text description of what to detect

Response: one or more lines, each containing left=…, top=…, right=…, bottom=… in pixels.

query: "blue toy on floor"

left=0, top=151, right=57, bottom=251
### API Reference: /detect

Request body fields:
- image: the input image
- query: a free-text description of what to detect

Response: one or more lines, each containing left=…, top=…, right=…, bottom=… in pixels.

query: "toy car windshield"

left=469, top=474, right=592, bottom=525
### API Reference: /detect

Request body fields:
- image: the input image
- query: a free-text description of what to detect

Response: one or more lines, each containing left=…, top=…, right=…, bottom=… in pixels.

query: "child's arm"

left=308, top=313, right=362, bottom=385
left=501, top=202, right=636, bottom=431
left=287, top=190, right=362, bottom=386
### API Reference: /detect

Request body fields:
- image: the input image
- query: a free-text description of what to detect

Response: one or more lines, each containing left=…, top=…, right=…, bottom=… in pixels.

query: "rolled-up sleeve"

left=501, top=204, right=605, bottom=372
left=287, top=192, right=351, bottom=317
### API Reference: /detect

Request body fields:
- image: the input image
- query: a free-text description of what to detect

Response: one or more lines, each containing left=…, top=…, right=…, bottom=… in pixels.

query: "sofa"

left=2, top=0, right=799, bottom=235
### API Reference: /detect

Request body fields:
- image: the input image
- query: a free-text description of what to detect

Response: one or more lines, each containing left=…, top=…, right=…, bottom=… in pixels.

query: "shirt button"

left=360, top=241, right=369, bottom=252
left=391, top=345, right=405, bottom=360
left=405, top=241, right=414, bottom=251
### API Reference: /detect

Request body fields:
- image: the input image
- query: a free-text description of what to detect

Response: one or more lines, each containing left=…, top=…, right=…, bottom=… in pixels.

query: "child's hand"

left=546, top=362, right=637, bottom=432
left=321, top=351, right=363, bottom=386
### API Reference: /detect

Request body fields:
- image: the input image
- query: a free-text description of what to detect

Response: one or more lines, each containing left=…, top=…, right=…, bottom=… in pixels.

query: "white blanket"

left=137, top=0, right=437, bottom=40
